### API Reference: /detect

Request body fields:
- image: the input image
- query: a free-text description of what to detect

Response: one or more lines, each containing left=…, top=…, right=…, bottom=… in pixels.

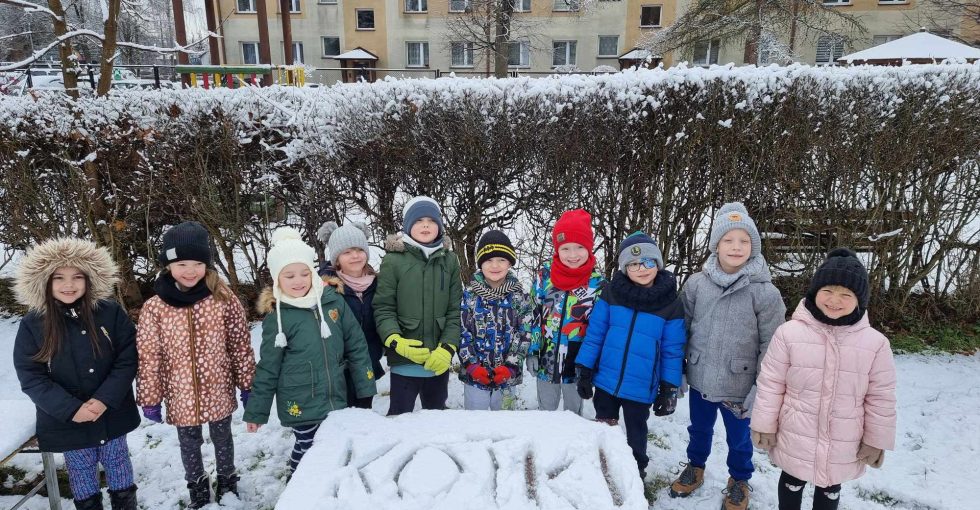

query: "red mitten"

left=492, top=365, right=513, bottom=385
left=466, top=364, right=491, bottom=385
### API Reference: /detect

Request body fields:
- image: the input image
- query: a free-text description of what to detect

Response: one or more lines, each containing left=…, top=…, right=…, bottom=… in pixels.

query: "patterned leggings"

left=63, top=435, right=135, bottom=500
left=288, top=422, right=322, bottom=472
left=176, top=415, right=235, bottom=483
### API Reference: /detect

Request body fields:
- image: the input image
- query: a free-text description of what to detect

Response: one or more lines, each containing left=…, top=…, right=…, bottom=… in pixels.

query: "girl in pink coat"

left=750, top=248, right=897, bottom=510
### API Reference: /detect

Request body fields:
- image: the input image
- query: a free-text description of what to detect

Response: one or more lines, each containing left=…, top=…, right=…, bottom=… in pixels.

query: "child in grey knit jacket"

left=669, top=202, right=786, bottom=510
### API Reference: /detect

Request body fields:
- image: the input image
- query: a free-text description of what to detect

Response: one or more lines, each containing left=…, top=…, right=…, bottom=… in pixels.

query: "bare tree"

left=901, top=0, right=980, bottom=46
left=643, top=0, right=866, bottom=65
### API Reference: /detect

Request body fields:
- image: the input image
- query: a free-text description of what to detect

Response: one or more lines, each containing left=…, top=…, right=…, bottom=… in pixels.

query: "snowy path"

left=1, top=316, right=978, bottom=509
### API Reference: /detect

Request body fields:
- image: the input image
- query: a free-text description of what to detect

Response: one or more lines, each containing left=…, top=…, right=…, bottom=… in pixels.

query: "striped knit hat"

left=475, top=230, right=516, bottom=267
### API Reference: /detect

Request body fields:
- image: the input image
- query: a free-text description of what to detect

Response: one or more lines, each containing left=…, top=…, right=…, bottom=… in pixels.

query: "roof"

left=839, top=31, right=980, bottom=63
left=618, top=48, right=661, bottom=60
left=331, top=47, right=380, bottom=60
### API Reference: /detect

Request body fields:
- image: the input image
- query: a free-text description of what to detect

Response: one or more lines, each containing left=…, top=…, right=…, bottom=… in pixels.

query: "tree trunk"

left=742, top=0, right=764, bottom=65
left=97, top=0, right=122, bottom=96
left=172, top=0, right=189, bottom=86
left=280, top=0, right=293, bottom=64
left=493, top=0, right=513, bottom=78
left=47, top=0, right=78, bottom=99
left=256, top=0, right=273, bottom=85
left=203, top=0, right=222, bottom=64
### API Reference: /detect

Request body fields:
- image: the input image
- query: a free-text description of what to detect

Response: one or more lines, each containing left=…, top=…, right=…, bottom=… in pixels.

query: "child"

left=136, top=221, right=255, bottom=509
left=670, top=203, right=786, bottom=510
left=527, top=208, right=604, bottom=414
left=12, top=238, right=140, bottom=510
left=459, top=230, right=534, bottom=411
left=751, top=248, right=896, bottom=510
left=575, top=232, right=687, bottom=479
left=244, top=227, right=376, bottom=472
left=317, top=221, right=385, bottom=410
left=374, top=196, right=463, bottom=415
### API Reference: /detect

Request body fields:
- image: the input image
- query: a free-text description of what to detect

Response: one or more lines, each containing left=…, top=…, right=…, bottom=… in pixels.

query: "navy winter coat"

left=13, top=300, right=140, bottom=452
left=319, top=264, right=385, bottom=379
left=576, top=271, right=687, bottom=404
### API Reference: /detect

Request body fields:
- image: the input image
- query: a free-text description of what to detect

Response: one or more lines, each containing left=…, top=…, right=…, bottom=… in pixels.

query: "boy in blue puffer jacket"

left=575, top=232, right=687, bottom=479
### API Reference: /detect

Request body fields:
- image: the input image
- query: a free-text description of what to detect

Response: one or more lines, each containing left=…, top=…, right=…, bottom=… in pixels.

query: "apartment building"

left=213, top=0, right=978, bottom=79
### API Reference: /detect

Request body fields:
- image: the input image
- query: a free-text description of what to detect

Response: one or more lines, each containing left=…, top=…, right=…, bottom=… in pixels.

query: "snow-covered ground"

left=1, top=315, right=978, bottom=509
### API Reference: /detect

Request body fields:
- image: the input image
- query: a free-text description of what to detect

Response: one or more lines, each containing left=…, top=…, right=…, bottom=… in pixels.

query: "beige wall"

left=218, top=0, right=979, bottom=71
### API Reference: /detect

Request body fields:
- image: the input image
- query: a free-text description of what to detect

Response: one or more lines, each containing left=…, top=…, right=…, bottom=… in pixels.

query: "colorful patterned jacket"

left=528, top=262, right=605, bottom=384
left=458, top=272, right=534, bottom=390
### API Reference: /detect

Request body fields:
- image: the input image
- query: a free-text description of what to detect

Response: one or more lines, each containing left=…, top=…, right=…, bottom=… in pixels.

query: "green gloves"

left=423, top=343, right=456, bottom=375
left=385, top=334, right=431, bottom=364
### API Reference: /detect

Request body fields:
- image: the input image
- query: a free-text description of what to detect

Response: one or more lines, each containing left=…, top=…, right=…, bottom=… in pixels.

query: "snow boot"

left=186, top=474, right=212, bottom=509
left=669, top=463, right=705, bottom=498
left=74, top=492, right=104, bottom=510
left=216, top=472, right=240, bottom=502
left=108, top=484, right=137, bottom=510
left=595, top=418, right=619, bottom=426
left=721, top=477, right=752, bottom=510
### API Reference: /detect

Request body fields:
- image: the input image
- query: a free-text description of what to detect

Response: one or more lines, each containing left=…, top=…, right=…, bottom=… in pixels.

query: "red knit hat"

left=552, top=209, right=594, bottom=252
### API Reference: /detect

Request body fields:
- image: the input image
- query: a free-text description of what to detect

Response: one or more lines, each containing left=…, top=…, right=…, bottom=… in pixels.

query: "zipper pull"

left=100, top=326, right=113, bottom=347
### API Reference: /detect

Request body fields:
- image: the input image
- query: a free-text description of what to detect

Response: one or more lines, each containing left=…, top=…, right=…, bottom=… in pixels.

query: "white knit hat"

left=267, top=227, right=330, bottom=347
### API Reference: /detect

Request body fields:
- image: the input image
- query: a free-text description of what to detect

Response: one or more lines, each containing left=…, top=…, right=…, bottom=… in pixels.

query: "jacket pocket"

left=397, top=317, right=421, bottom=337
left=435, top=316, right=446, bottom=337
left=730, top=358, right=756, bottom=375
left=687, top=351, right=701, bottom=365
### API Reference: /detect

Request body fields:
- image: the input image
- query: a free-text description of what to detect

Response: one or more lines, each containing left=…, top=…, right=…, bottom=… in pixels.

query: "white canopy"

left=839, top=31, right=980, bottom=63
left=331, top=48, right=379, bottom=60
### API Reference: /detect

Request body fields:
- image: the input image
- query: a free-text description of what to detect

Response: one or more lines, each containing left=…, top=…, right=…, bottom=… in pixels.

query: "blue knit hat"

left=617, top=231, right=663, bottom=271
left=402, top=196, right=443, bottom=240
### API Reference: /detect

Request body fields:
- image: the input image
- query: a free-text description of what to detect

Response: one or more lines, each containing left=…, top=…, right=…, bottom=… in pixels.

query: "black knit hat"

left=806, top=248, right=869, bottom=309
left=475, top=230, right=517, bottom=267
left=158, top=221, right=213, bottom=266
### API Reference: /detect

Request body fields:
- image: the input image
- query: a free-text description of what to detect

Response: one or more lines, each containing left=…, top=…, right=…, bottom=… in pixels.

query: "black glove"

left=653, top=381, right=678, bottom=416
left=576, top=365, right=594, bottom=400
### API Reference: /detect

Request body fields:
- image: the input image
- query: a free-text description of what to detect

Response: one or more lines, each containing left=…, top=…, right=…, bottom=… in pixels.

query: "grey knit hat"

left=709, top=202, right=762, bottom=256
left=318, top=221, right=371, bottom=266
left=617, top=231, right=664, bottom=271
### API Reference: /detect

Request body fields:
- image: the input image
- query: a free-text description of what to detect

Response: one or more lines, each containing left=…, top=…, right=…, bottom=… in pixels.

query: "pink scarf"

left=338, top=270, right=375, bottom=297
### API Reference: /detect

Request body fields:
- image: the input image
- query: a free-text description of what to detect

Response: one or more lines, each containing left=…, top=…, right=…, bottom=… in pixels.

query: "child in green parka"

left=374, top=196, right=464, bottom=415
left=244, top=227, right=376, bottom=473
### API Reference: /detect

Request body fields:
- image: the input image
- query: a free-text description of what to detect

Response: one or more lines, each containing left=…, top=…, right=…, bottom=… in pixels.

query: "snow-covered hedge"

left=1, top=64, right=979, bottom=325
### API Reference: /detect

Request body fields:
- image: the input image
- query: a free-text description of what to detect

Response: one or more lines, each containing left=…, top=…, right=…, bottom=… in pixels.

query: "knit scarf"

left=702, top=253, right=768, bottom=289
left=609, top=270, right=678, bottom=313
left=550, top=254, right=597, bottom=291
left=803, top=297, right=864, bottom=327
left=338, top=270, right=375, bottom=297
left=154, top=272, right=211, bottom=308
left=472, top=271, right=523, bottom=301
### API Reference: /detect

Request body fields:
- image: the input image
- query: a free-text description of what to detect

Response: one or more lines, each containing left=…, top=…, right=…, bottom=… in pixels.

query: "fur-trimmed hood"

left=14, top=238, right=119, bottom=314
left=384, top=232, right=453, bottom=253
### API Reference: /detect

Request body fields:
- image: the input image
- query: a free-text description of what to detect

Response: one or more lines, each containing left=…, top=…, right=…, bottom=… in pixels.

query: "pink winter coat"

left=750, top=300, right=897, bottom=488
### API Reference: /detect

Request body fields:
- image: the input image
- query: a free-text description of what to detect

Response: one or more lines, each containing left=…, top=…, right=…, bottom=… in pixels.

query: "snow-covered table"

left=0, top=400, right=62, bottom=510
left=277, top=409, right=647, bottom=510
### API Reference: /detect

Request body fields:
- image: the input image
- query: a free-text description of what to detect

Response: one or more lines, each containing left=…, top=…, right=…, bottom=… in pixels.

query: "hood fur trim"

left=14, top=238, right=120, bottom=314
left=384, top=232, right=453, bottom=253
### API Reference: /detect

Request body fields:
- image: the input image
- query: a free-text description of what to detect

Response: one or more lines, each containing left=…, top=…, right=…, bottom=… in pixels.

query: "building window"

left=289, top=0, right=300, bottom=12
left=318, top=0, right=337, bottom=4
left=280, top=41, right=304, bottom=64
left=815, top=35, right=844, bottom=65
left=598, top=35, right=618, bottom=57
left=356, top=9, right=375, bottom=29
left=822, top=0, right=850, bottom=4
left=406, top=0, right=427, bottom=12
left=449, top=0, right=469, bottom=11
left=242, top=42, right=259, bottom=64
left=322, top=37, right=340, bottom=57
left=237, top=0, right=256, bottom=12
left=451, top=42, right=474, bottom=67
left=508, top=40, right=530, bottom=67
left=513, top=0, right=531, bottom=11
left=552, top=41, right=577, bottom=66
left=640, top=5, right=662, bottom=27
left=406, top=41, right=429, bottom=67
left=872, top=34, right=902, bottom=46
left=692, top=38, right=720, bottom=66
left=553, top=0, right=580, bottom=11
